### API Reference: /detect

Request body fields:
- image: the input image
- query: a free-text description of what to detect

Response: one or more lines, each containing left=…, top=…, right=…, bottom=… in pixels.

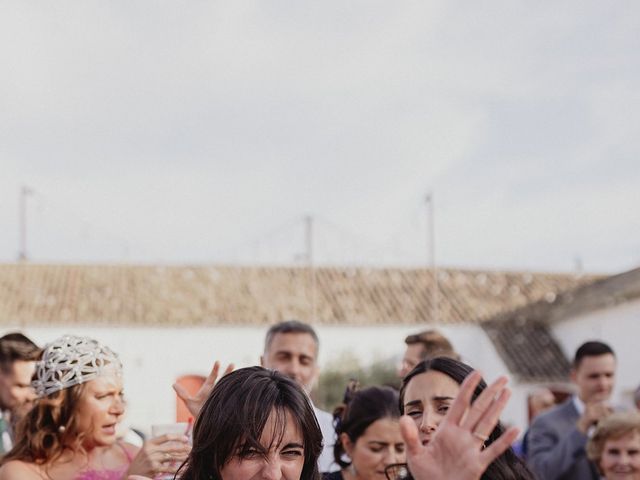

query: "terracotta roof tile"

left=483, top=319, right=571, bottom=382
left=481, top=267, right=638, bottom=382
left=0, top=263, right=600, bottom=327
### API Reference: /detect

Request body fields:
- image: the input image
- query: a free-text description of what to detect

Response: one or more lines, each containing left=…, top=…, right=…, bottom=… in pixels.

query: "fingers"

left=399, top=415, right=423, bottom=456
left=445, top=370, right=482, bottom=426
left=201, top=361, right=222, bottom=389
left=461, top=376, right=508, bottom=432
left=480, top=426, right=520, bottom=465
left=471, top=387, right=511, bottom=442
left=223, top=363, right=235, bottom=376
left=172, top=382, right=190, bottom=403
left=199, top=361, right=234, bottom=394
left=140, top=440, right=191, bottom=475
left=147, top=433, right=190, bottom=445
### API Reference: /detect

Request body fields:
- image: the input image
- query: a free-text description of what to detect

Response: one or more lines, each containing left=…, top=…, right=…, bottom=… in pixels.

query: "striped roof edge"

left=0, top=263, right=601, bottom=327
left=483, top=265, right=640, bottom=383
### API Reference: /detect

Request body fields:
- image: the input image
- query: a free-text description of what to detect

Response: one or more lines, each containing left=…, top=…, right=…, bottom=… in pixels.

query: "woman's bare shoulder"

left=0, top=460, right=45, bottom=480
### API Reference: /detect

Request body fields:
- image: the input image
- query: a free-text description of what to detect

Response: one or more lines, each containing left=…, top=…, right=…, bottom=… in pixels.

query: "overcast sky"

left=1, top=1, right=638, bottom=273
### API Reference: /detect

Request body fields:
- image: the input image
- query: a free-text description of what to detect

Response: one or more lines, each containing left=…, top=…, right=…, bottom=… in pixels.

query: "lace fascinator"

left=32, top=335, right=123, bottom=397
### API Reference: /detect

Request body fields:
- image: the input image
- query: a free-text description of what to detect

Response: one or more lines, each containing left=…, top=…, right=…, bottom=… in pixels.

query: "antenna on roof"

left=304, top=215, right=317, bottom=322
left=426, top=192, right=438, bottom=324
left=18, top=185, right=34, bottom=262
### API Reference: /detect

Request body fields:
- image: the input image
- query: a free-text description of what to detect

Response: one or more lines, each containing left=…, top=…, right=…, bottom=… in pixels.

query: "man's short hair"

left=0, top=332, right=41, bottom=373
left=573, top=340, right=615, bottom=369
left=264, top=320, right=319, bottom=355
left=404, top=329, right=457, bottom=360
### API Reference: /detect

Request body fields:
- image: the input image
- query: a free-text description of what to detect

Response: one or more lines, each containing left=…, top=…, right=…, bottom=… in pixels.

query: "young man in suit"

left=527, top=341, right=616, bottom=480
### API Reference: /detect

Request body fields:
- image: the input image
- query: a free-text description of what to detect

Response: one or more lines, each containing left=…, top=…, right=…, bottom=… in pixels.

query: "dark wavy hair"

left=178, top=366, right=323, bottom=480
left=333, top=385, right=400, bottom=468
left=399, top=357, right=535, bottom=480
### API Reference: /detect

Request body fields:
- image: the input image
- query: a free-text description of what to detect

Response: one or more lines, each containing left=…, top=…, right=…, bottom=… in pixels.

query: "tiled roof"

left=488, top=267, right=640, bottom=326
left=482, top=319, right=571, bottom=382
left=482, top=267, right=640, bottom=383
left=0, top=263, right=599, bottom=327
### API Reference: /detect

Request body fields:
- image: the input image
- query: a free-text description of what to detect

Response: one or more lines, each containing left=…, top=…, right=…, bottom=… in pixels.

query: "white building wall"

left=551, top=297, right=640, bottom=407
left=3, top=323, right=529, bottom=434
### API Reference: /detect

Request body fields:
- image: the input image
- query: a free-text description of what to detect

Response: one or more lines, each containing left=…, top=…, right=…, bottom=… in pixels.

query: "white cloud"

left=0, top=1, right=638, bottom=272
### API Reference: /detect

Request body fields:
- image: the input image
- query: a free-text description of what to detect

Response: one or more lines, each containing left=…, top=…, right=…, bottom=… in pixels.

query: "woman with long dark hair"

left=325, top=385, right=404, bottom=480
left=399, top=357, right=535, bottom=480
left=178, top=366, right=324, bottom=480
left=128, top=361, right=519, bottom=480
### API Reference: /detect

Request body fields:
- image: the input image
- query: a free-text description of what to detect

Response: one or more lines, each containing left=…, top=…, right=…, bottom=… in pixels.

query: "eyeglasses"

left=385, top=463, right=412, bottom=480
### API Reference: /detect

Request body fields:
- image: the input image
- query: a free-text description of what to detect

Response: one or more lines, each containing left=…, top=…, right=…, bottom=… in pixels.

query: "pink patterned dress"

left=75, top=443, right=134, bottom=480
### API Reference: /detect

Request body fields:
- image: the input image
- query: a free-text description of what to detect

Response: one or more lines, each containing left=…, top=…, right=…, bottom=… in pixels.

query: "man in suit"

left=527, top=341, right=616, bottom=480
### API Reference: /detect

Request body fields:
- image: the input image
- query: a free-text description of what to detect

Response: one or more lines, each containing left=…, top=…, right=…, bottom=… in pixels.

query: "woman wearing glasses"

left=325, top=384, right=405, bottom=480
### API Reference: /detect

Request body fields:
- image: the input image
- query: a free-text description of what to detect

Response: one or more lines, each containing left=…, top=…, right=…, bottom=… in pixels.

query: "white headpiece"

left=33, top=335, right=123, bottom=397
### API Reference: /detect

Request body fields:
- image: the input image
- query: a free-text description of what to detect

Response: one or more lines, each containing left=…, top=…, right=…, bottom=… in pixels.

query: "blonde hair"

left=587, top=411, right=640, bottom=469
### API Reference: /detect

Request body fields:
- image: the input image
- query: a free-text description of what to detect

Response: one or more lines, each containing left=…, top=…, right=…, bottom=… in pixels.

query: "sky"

left=1, top=1, right=639, bottom=273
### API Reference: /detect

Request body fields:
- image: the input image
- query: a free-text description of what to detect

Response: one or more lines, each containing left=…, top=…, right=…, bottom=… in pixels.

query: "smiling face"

left=341, top=417, right=405, bottom=480
left=599, top=431, right=640, bottom=480
left=74, top=373, right=125, bottom=449
left=402, top=370, right=460, bottom=445
left=220, top=409, right=305, bottom=480
left=261, top=333, right=319, bottom=393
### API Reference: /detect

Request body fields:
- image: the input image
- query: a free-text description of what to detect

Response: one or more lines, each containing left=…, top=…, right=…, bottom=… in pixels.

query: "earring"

left=58, top=425, right=66, bottom=433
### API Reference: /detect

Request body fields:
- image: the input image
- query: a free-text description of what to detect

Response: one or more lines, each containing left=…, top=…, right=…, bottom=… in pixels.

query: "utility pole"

left=426, top=192, right=438, bottom=323
left=304, top=215, right=317, bottom=322
left=18, top=186, right=33, bottom=262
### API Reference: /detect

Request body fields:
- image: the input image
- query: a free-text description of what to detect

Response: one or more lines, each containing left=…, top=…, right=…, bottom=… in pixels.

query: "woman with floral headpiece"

left=0, top=335, right=190, bottom=480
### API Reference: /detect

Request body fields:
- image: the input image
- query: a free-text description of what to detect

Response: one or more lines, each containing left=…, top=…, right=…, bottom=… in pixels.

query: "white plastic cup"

left=151, top=423, right=190, bottom=480
left=151, top=422, right=189, bottom=439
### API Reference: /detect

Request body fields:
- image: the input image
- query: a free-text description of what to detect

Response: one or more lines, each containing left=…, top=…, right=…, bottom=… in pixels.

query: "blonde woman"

left=587, top=411, right=640, bottom=480
left=0, top=335, right=189, bottom=480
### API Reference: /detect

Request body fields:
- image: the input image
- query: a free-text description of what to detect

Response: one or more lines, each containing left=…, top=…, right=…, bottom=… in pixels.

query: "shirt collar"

left=572, top=395, right=586, bottom=415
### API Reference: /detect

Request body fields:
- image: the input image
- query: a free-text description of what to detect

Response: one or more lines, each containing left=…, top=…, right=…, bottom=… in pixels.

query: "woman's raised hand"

left=125, top=433, right=191, bottom=478
left=173, top=360, right=234, bottom=418
left=400, top=371, right=520, bottom=480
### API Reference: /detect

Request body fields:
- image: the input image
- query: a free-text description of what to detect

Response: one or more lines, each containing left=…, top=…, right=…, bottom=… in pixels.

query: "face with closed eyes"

left=402, top=370, right=460, bottom=445
left=220, top=409, right=305, bottom=480
left=341, top=417, right=405, bottom=480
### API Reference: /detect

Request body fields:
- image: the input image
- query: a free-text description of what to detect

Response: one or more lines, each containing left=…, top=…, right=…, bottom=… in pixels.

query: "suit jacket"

left=527, top=398, right=599, bottom=480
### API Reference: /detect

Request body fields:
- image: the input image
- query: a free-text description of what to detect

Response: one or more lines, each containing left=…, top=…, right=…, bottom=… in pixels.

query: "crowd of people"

left=0, top=322, right=637, bottom=480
